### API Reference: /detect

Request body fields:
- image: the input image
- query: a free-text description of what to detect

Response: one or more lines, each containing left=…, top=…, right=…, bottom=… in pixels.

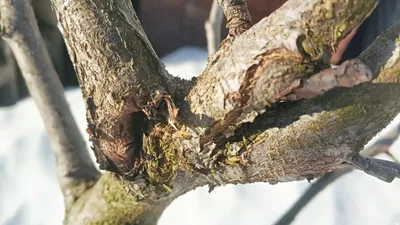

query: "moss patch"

left=143, top=124, right=181, bottom=184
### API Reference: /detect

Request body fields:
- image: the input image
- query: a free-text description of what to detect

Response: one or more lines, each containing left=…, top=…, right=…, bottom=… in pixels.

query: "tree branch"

left=167, top=0, right=379, bottom=177
left=45, top=0, right=400, bottom=223
left=387, top=152, right=400, bottom=163
left=64, top=173, right=172, bottom=225
left=274, top=119, right=400, bottom=225
left=50, top=0, right=192, bottom=178
left=205, top=0, right=224, bottom=56
left=271, top=19, right=400, bottom=224
left=0, top=0, right=100, bottom=210
left=184, top=1, right=378, bottom=143
left=217, top=0, right=252, bottom=37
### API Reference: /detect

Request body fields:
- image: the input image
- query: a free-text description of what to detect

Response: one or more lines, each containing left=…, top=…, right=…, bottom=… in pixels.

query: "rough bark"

left=64, top=173, right=171, bottom=225
left=63, top=18, right=400, bottom=224
left=36, top=0, right=400, bottom=224
left=51, top=0, right=192, bottom=180
left=274, top=118, right=400, bottom=225
left=217, top=0, right=252, bottom=37
left=0, top=0, right=100, bottom=211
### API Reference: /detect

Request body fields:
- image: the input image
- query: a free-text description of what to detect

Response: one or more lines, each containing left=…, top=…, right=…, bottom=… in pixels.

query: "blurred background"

left=0, top=0, right=400, bottom=225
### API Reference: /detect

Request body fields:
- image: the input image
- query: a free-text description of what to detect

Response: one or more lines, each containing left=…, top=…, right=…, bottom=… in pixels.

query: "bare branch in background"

left=362, top=123, right=400, bottom=157
left=205, top=0, right=224, bottom=56
left=273, top=168, right=352, bottom=225
left=386, top=152, right=400, bottom=163
left=0, top=0, right=100, bottom=210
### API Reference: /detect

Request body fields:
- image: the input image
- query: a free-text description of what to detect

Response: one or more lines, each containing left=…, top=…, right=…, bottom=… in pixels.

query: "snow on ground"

left=1, top=46, right=400, bottom=225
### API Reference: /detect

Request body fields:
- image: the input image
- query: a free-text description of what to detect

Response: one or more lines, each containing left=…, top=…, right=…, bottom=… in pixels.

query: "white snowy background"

left=0, top=47, right=399, bottom=225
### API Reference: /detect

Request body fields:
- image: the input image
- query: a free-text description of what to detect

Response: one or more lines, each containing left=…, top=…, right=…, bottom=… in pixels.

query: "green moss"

left=100, top=174, right=138, bottom=206
left=225, top=156, right=243, bottom=165
left=302, top=1, right=378, bottom=55
left=249, top=102, right=370, bottom=160
left=65, top=173, right=149, bottom=225
left=143, top=125, right=181, bottom=184
left=246, top=131, right=263, bottom=143
left=375, top=60, right=400, bottom=83
left=299, top=35, right=324, bottom=61
left=221, top=131, right=267, bottom=166
left=334, top=20, right=348, bottom=44
left=268, top=147, right=281, bottom=160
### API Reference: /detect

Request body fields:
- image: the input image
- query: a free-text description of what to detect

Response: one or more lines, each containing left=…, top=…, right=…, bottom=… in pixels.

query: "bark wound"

left=86, top=95, right=148, bottom=179
left=200, top=62, right=259, bottom=152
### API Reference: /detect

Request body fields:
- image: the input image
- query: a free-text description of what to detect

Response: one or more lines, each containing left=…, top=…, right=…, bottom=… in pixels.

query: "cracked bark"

left=12, top=0, right=400, bottom=224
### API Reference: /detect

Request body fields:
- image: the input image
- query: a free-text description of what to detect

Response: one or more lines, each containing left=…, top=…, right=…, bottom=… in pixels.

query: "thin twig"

left=0, top=0, right=100, bottom=210
left=361, top=123, right=400, bottom=157
left=350, top=155, right=400, bottom=182
left=386, top=152, right=400, bottom=163
left=273, top=168, right=352, bottom=225
left=205, top=0, right=224, bottom=56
